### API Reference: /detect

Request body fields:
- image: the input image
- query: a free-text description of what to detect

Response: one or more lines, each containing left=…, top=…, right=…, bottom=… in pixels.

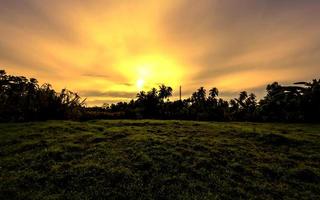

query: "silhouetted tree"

left=0, top=70, right=85, bottom=122
left=158, top=84, right=173, bottom=101
left=2, top=69, right=320, bottom=122
left=209, top=87, right=219, bottom=99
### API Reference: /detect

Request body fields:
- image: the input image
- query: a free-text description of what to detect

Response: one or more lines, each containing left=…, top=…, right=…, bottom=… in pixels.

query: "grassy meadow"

left=0, top=120, right=319, bottom=199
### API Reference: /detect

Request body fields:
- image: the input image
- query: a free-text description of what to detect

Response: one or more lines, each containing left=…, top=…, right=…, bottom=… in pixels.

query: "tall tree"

left=158, top=84, right=173, bottom=101
left=209, top=87, right=219, bottom=99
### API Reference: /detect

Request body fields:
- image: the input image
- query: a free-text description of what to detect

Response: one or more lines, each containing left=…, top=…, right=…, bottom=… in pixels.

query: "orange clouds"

left=0, top=0, right=319, bottom=105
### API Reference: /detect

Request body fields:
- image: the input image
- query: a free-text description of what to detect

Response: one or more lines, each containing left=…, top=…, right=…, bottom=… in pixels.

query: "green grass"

left=0, top=120, right=320, bottom=200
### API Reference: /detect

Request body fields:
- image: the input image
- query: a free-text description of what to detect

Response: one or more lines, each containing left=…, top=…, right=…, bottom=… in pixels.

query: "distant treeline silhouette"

left=0, top=70, right=84, bottom=122
left=1, top=70, right=320, bottom=122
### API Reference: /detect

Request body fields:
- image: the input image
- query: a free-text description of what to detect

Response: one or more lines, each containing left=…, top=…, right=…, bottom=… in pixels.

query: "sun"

left=117, top=54, right=184, bottom=92
left=136, top=79, right=144, bottom=90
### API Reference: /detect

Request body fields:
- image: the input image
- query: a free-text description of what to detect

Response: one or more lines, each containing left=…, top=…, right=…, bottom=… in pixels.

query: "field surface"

left=0, top=120, right=320, bottom=200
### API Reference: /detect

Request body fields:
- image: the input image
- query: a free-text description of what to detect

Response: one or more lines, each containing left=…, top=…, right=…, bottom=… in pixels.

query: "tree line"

left=101, top=81, right=320, bottom=122
left=0, top=70, right=84, bottom=122
left=1, top=70, right=319, bottom=122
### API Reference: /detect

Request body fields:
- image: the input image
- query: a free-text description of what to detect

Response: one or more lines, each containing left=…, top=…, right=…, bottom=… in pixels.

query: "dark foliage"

left=258, top=81, right=320, bottom=122
left=1, top=70, right=319, bottom=122
left=0, top=70, right=85, bottom=122
left=103, top=80, right=320, bottom=122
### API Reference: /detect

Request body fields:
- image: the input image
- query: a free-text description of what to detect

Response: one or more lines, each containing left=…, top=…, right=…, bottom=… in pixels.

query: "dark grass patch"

left=14, top=140, right=48, bottom=153
left=73, top=134, right=94, bottom=144
left=1, top=139, right=21, bottom=146
left=104, top=132, right=129, bottom=140
left=288, top=167, right=319, bottom=183
left=236, top=131, right=303, bottom=147
left=96, top=127, right=104, bottom=132
left=70, top=125, right=88, bottom=132
left=19, top=133, right=42, bottom=139
left=258, top=133, right=299, bottom=146
left=0, top=120, right=319, bottom=200
left=90, top=137, right=108, bottom=143
left=113, top=121, right=167, bottom=127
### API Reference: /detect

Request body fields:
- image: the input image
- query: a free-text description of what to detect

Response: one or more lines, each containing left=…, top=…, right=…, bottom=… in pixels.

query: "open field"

left=0, top=120, right=319, bottom=200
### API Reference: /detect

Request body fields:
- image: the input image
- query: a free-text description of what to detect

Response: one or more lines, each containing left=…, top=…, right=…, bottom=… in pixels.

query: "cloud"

left=162, top=0, right=320, bottom=86
left=82, top=73, right=109, bottom=79
left=120, top=83, right=134, bottom=86
left=0, top=0, right=319, bottom=105
left=79, top=90, right=136, bottom=99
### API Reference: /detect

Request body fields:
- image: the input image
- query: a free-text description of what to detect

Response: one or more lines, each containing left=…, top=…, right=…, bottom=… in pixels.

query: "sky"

left=1, top=0, right=320, bottom=106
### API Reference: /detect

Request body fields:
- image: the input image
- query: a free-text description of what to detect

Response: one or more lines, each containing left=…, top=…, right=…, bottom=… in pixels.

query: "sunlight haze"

left=1, top=0, right=319, bottom=105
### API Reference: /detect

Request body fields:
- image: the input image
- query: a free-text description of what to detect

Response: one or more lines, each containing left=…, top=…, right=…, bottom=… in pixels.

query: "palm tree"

left=209, top=87, right=219, bottom=99
left=136, top=91, right=146, bottom=101
left=230, top=99, right=239, bottom=111
left=148, top=88, right=158, bottom=98
left=191, top=87, right=206, bottom=103
left=239, top=91, right=248, bottom=102
left=158, top=84, right=173, bottom=101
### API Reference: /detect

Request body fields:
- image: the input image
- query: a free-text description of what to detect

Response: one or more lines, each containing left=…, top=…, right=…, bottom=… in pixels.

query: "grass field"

left=0, top=120, right=319, bottom=200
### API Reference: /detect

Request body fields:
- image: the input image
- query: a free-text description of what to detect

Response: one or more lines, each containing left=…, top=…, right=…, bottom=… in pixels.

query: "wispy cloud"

left=82, top=73, right=109, bottom=79
left=0, top=0, right=319, bottom=105
left=80, top=90, right=136, bottom=99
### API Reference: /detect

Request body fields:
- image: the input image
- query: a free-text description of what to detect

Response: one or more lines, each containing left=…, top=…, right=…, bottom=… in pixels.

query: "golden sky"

left=1, top=0, right=320, bottom=105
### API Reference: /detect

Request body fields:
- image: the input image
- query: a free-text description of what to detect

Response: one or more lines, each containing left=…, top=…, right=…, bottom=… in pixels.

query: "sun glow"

left=136, top=79, right=144, bottom=90
left=117, top=54, right=184, bottom=92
